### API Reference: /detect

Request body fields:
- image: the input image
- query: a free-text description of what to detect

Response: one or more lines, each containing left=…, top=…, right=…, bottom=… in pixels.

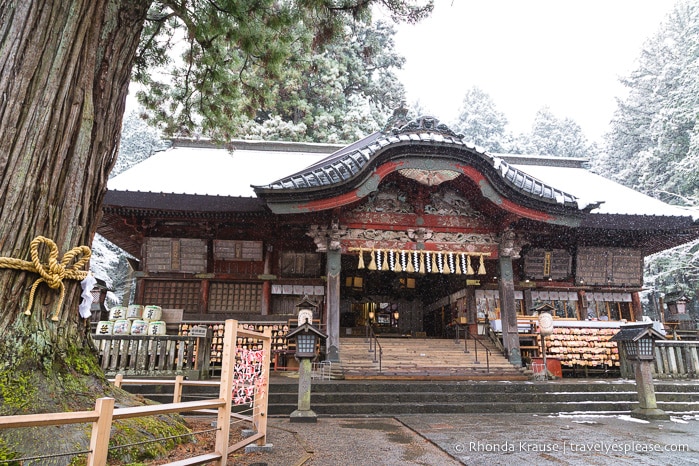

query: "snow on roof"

left=108, top=143, right=338, bottom=197
left=108, top=140, right=698, bottom=221
left=514, top=164, right=697, bottom=218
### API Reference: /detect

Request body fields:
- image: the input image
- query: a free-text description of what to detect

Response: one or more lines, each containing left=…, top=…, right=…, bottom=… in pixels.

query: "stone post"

left=631, top=359, right=669, bottom=420
left=290, top=358, right=317, bottom=422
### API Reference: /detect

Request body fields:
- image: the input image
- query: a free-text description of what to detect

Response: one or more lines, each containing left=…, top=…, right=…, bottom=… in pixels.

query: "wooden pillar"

left=498, top=255, right=521, bottom=366
left=466, top=286, right=477, bottom=336
left=498, top=229, right=521, bottom=366
left=524, top=289, right=534, bottom=315
left=326, top=248, right=341, bottom=362
left=307, top=220, right=346, bottom=362
left=135, top=277, right=146, bottom=305
left=260, top=245, right=273, bottom=315
left=200, top=278, right=209, bottom=314
left=631, top=291, right=643, bottom=322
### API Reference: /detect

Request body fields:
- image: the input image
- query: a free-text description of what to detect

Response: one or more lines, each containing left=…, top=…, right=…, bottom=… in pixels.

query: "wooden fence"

left=620, top=340, right=699, bottom=379
left=93, top=333, right=212, bottom=380
left=0, top=319, right=272, bottom=466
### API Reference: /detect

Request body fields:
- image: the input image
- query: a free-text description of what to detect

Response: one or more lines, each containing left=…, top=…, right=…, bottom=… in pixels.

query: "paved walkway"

left=242, top=412, right=699, bottom=465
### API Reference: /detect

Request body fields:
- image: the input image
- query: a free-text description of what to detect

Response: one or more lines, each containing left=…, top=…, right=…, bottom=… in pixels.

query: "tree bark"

left=0, top=0, right=148, bottom=356
left=0, top=2, right=178, bottom=462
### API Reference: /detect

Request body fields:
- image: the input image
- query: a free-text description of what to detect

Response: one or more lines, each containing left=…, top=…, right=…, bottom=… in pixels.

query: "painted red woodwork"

left=457, top=164, right=554, bottom=222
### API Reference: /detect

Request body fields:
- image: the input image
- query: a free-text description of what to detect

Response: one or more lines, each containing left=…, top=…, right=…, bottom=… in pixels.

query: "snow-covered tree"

left=218, top=20, right=408, bottom=143
left=452, top=87, right=508, bottom=152
left=511, top=106, right=593, bottom=158
left=593, top=1, right=699, bottom=202
left=592, top=0, right=699, bottom=319
left=111, top=110, right=169, bottom=177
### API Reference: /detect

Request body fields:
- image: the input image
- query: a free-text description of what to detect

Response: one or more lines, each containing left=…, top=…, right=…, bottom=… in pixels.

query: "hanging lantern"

left=478, top=254, right=486, bottom=275
left=357, top=248, right=365, bottom=269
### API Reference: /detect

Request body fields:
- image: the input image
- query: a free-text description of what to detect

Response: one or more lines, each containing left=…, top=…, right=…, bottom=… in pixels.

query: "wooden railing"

left=0, top=320, right=272, bottom=466
left=93, top=333, right=212, bottom=380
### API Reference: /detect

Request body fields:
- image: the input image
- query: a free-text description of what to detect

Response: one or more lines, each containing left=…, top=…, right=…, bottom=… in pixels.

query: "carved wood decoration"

left=352, top=183, right=414, bottom=213
left=398, top=168, right=460, bottom=187
left=425, top=188, right=483, bottom=218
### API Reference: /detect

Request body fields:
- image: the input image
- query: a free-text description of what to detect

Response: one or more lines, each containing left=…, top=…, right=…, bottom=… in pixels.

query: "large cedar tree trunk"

left=0, top=1, right=169, bottom=462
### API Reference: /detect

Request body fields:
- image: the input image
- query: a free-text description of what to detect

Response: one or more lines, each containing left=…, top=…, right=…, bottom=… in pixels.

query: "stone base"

left=244, top=443, right=274, bottom=453
left=630, top=407, right=671, bottom=421
left=290, top=409, right=318, bottom=423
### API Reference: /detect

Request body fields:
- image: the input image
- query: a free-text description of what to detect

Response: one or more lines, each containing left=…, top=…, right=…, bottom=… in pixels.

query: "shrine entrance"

left=339, top=251, right=495, bottom=338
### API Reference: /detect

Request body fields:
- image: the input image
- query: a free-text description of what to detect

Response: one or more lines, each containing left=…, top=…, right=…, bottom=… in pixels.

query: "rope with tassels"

left=351, top=247, right=490, bottom=275
left=0, top=236, right=91, bottom=321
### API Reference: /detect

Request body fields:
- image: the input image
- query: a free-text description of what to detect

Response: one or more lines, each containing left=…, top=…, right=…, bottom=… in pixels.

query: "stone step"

left=121, top=379, right=699, bottom=416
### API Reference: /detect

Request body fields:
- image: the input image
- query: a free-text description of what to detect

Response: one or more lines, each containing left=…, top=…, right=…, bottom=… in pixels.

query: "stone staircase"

left=337, top=336, right=526, bottom=380
left=264, top=379, right=699, bottom=416
left=120, top=378, right=699, bottom=417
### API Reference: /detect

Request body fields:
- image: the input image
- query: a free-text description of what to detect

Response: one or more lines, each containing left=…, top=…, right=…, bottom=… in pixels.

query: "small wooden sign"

left=189, top=325, right=209, bottom=337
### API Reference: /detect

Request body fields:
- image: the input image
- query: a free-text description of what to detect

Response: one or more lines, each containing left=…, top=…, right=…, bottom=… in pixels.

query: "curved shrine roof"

left=253, top=117, right=580, bottom=211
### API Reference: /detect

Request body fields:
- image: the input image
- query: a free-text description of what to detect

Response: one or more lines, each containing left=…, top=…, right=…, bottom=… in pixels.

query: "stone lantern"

left=610, top=323, right=668, bottom=420
left=286, top=296, right=327, bottom=423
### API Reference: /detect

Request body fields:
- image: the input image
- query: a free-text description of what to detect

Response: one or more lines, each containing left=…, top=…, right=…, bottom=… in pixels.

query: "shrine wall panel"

left=208, top=282, right=262, bottom=313
left=576, top=247, right=642, bottom=286
left=214, top=240, right=263, bottom=261
left=523, top=248, right=572, bottom=280
left=280, top=252, right=322, bottom=277
left=142, top=280, right=201, bottom=313
left=213, top=260, right=265, bottom=276
left=145, top=237, right=207, bottom=273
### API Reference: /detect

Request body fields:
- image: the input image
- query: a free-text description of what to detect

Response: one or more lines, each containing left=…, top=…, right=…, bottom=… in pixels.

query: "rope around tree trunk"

left=0, top=236, right=91, bottom=321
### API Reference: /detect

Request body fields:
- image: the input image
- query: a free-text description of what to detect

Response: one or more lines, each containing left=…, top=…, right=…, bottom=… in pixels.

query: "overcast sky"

left=391, top=0, right=676, bottom=142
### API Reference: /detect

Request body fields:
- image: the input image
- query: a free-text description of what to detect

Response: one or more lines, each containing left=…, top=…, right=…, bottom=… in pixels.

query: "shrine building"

left=99, top=116, right=699, bottom=373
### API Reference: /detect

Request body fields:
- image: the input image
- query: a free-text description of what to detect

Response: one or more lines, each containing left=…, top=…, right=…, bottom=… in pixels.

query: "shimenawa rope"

left=0, top=236, right=91, bottom=321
